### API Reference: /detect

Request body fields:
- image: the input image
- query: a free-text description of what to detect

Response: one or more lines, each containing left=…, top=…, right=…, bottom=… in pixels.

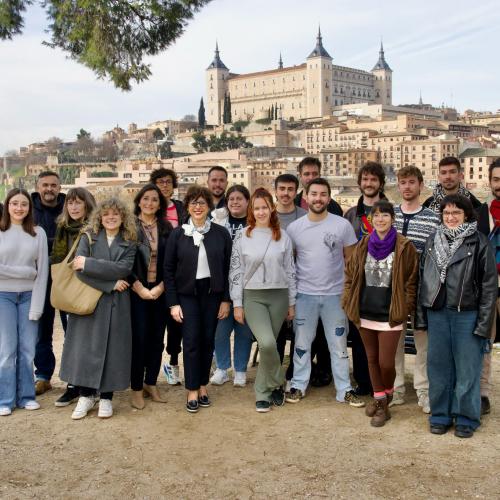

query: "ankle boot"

left=365, top=399, right=377, bottom=417
left=143, top=384, right=167, bottom=403
left=370, top=398, right=391, bottom=427
left=131, top=390, right=145, bottom=410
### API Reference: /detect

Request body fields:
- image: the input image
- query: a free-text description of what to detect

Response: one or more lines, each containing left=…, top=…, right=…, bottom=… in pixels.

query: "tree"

left=192, top=131, right=208, bottom=153
left=76, top=129, right=91, bottom=140
left=182, top=114, right=196, bottom=122
left=46, top=137, right=63, bottom=154
left=198, top=98, right=206, bottom=129
left=227, top=93, right=232, bottom=124
left=159, top=142, right=173, bottom=159
left=152, top=128, right=165, bottom=140
left=1, top=1, right=213, bottom=90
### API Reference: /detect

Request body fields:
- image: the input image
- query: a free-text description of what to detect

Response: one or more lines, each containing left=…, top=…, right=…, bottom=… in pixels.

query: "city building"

left=460, top=147, right=500, bottom=191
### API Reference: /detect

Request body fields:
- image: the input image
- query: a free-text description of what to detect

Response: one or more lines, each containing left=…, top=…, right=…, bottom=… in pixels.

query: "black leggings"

left=80, top=387, right=113, bottom=400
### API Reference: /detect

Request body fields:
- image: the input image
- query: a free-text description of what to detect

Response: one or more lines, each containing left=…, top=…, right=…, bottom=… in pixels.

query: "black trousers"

left=179, top=279, right=222, bottom=391
left=80, top=387, right=113, bottom=400
left=277, top=320, right=295, bottom=380
left=165, top=310, right=183, bottom=366
left=348, top=321, right=372, bottom=393
left=130, top=283, right=168, bottom=391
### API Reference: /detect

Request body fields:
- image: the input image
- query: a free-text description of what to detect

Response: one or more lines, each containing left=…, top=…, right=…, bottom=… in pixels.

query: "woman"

left=129, top=184, right=172, bottom=410
left=59, top=197, right=137, bottom=420
left=416, top=194, right=496, bottom=438
left=51, top=187, right=96, bottom=408
left=0, top=188, right=48, bottom=416
left=164, top=186, right=232, bottom=413
left=229, top=188, right=296, bottom=413
left=343, top=200, right=418, bottom=427
left=210, top=185, right=255, bottom=387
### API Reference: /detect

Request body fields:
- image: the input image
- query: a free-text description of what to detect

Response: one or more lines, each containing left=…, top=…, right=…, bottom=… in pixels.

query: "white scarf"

left=182, top=218, right=211, bottom=247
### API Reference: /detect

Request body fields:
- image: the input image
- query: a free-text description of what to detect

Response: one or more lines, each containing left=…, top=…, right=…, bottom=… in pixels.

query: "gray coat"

left=59, top=230, right=137, bottom=392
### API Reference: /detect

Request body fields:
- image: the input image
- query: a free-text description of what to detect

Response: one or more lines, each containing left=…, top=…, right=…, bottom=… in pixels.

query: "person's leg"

left=427, top=309, right=454, bottom=427
left=480, top=297, right=498, bottom=400
left=16, top=292, right=39, bottom=407
left=144, top=295, right=168, bottom=387
left=290, top=293, right=320, bottom=393
left=213, top=310, right=233, bottom=371
left=377, top=330, right=403, bottom=392
left=414, top=329, right=430, bottom=412
left=100, top=392, right=113, bottom=400
left=320, top=295, right=352, bottom=402
left=349, top=321, right=372, bottom=394
left=393, top=326, right=406, bottom=398
left=130, top=293, right=148, bottom=391
left=233, top=318, right=254, bottom=374
left=286, top=330, right=295, bottom=381
left=0, top=292, right=19, bottom=410
left=359, top=328, right=383, bottom=392
left=59, top=310, right=68, bottom=334
left=165, top=312, right=182, bottom=366
left=276, top=321, right=288, bottom=364
left=311, top=320, right=332, bottom=386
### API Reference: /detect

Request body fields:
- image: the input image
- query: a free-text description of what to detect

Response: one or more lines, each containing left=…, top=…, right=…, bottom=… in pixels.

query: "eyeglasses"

left=156, top=179, right=173, bottom=186
left=442, top=210, right=464, bottom=218
left=189, top=200, right=208, bottom=208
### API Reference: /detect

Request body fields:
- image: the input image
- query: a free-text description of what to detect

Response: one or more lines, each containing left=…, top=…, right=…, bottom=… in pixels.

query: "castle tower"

left=371, top=41, right=392, bottom=105
left=206, top=42, right=229, bottom=125
left=306, top=27, right=333, bottom=119
left=278, top=53, right=283, bottom=70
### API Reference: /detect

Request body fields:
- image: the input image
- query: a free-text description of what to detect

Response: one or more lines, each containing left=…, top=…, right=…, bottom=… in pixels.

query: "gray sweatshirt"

left=0, top=224, right=49, bottom=320
left=229, top=227, right=297, bottom=307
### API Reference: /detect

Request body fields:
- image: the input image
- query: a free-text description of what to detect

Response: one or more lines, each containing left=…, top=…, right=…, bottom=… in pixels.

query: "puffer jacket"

left=415, top=230, right=497, bottom=339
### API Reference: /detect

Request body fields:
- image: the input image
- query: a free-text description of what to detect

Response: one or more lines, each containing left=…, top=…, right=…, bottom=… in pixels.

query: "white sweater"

left=0, top=224, right=49, bottom=320
left=229, top=227, right=296, bottom=307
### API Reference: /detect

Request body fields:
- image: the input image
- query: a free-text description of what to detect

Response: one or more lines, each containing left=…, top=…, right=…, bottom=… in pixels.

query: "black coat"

left=171, top=199, right=188, bottom=226
left=415, top=231, right=497, bottom=339
left=294, top=191, right=343, bottom=216
left=31, top=192, right=66, bottom=252
left=164, top=223, right=232, bottom=306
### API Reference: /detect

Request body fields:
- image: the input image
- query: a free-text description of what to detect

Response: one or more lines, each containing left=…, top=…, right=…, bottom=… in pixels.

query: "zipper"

left=426, top=248, right=442, bottom=308
left=457, top=246, right=472, bottom=312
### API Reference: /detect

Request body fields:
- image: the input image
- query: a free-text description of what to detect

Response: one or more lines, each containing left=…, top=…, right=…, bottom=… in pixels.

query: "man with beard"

left=285, top=178, right=364, bottom=408
left=424, top=156, right=482, bottom=214
left=343, top=162, right=387, bottom=396
left=392, top=166, right=440, bottom=411
left=207, top=166, right=228, bottom=209
left=32, top=171, right=66, bottom=395
left=477, top=157, right=500, bottom=416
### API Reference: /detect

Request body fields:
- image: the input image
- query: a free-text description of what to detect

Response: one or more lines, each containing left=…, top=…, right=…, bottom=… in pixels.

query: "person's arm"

left=414, top=250, right=428, bottom=330
left=404, top=243, right=419, bottom=314
left=283, top=236, right=297, bottom=307
left=29, top=229, right=49, bottom=321
left=341, top=244, right=356, bottom=311
left=222, top=229, right=232, bottom=303
left=229, top=231, right=245, bottom=308
left=81, top=250, right=136, bottom=281
left=343, top=243, right=356, bottom=262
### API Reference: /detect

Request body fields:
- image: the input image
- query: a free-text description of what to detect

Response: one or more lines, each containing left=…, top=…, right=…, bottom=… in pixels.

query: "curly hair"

left=84, top=197, right=137, bottom=241
left=246, top=188, right=281, bottom=241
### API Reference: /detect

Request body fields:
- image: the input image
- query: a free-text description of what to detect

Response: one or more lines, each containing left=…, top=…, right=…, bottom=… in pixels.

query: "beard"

left=309, top=203, right=328, bottom=214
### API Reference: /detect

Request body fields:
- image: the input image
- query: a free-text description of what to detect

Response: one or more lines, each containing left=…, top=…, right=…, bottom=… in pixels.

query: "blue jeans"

left=427, top=308, right=486, bottom=429
left=0, top=292, right=39, bottom=408
left=292, top=293, right=352, bottom=400
left=214, top=304, right=254, bottom=372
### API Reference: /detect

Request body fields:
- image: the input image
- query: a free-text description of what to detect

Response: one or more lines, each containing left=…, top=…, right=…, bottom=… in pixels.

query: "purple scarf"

left=367, top=226, right=397, bottom=261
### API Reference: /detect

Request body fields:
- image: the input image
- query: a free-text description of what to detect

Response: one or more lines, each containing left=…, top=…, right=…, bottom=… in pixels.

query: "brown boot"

left=370, top=398, right=391, bottom=427
left=143, top=384, right=167, bottom=403
left=365, top=399, right=377, bottom=417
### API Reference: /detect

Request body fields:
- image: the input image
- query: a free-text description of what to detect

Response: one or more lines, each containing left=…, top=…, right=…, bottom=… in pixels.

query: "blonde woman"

left=59, top=197, right=137, bottom=420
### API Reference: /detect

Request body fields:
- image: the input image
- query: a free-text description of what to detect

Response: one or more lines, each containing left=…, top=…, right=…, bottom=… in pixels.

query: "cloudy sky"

left=1, top=0, right=499, bottom=154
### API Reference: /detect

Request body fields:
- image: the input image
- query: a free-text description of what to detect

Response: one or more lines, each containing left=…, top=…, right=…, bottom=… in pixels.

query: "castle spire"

left=307, top=25, right=331, bottom=59
left=372, top=39, right=391, bottom=71
left=419, top=90, right=423, bottom=106
left=207, top=40, right=228, bottom=70
left=278, top=52, right=283, bottom=69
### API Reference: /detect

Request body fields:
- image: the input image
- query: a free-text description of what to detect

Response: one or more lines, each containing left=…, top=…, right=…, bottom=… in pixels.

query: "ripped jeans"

left=291, top=293, right=352, bottom=400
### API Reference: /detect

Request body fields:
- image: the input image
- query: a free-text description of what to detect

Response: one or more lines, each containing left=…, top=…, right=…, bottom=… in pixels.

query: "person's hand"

left=72, top=256, right=85, bottom=271
left=234, top=306, right=245, bottom=325
left=150, top=283, right=164, bottom=300
left=113, top=280, right=130, bottom=292
left=138, top=287, right=154, bottom=300
left=287, top=305, right=295, bottom=322
left=171, top=305, right=183, bottom=323
left=218, top=301, right=230, bottom=320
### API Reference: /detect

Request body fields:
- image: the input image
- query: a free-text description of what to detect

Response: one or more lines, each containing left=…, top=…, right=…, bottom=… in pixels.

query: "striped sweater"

left=394, top=205, right=440, bottom=254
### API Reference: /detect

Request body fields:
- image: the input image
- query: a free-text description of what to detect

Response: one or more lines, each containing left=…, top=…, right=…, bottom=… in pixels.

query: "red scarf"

left=490, top=199, right=500, bottom=226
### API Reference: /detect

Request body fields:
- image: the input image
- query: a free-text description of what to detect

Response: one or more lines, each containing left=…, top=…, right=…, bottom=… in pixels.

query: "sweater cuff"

left=233, top=299, right=243, bottom=308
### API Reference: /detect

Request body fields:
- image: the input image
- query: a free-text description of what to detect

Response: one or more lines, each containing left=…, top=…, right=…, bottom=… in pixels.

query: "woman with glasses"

left=164, top=186, right=232, bottom=413
left=416, top=194, right=496, bottom=438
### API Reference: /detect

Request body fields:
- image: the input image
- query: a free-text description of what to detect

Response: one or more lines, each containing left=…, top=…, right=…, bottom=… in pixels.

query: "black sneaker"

left=55, top=386, right=79, bottom=407
left=198, top=395, right=211, bottom=408
left=186, top=399, right=199, bottom=413
left=256, top=401, right=271, bottom=413
left=454, top=425, right=474, bottom=438
left=430, top=423, right=451, bottom=435
left=353, top=385, right=372, bottom=397
left=271, top=387, right=285, bottom=407
left=481, top=396, right=491, bottom=416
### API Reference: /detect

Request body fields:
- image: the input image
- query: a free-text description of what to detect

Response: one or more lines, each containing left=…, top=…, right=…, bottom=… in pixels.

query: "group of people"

left=0, top=155, right=497, bottom=439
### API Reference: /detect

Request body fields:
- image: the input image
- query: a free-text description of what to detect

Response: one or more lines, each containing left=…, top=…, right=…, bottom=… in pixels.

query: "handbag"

left=50, top=233, right=103, bottom=315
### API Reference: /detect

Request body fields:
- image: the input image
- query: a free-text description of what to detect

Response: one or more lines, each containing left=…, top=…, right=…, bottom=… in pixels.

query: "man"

left=424, top=156, right=482, bottom=213
left=285, top=178, right=364, bottom=408
left=207, top=165, right=228, bottom=209
left=392, top=166, right=440, bottom=412
left=477, top=157, right=500, bottom=415
left=150, top=167, right=187, bottom=228
left=32, top=171, right=66, bottom=395
left=294, top=157, right=342, bottom=216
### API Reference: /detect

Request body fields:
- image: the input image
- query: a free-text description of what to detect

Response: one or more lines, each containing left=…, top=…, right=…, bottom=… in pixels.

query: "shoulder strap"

left=244, top=236, right=273, bottom=288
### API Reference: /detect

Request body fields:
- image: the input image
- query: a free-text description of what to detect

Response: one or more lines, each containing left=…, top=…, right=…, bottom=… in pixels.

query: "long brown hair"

left=57, top=187, right=96, bottom=227
left=0, top=188, right=36, bottom=236
left=246, top=188, right=281, bottom=241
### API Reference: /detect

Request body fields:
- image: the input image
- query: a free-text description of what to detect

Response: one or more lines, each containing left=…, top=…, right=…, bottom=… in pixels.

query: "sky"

left=1, top=0, right=499, bottom=154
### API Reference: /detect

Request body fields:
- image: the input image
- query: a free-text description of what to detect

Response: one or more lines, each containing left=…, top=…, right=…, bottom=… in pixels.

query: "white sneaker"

left=233, top=371, right=247, bottom=387
left=388, top=391, right=405, bottom=407
left=23, top=400, right=40, bottom=411
left=285, top=380, right=292, bottom=393
left=418, top=392, right=431, bottom=414
left=0, top=407, right=12, bottom=416
left=210, top=368, right=230, bottom=385
left=71, top=396, right=96, bottom=420
left=163, top=363, right=181, bottom=385
left=98, top=399, right=113, bottom=418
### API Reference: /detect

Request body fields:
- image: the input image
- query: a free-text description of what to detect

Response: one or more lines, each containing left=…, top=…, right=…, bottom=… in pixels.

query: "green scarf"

left=50, top=220, right=85, bottom=264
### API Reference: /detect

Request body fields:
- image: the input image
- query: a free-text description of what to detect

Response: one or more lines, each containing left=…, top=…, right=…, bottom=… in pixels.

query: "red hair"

left=246, top=188, right=281, bottom=241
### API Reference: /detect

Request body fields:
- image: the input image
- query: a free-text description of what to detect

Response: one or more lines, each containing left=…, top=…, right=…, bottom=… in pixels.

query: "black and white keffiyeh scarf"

left=433, top=222, right=477, bottom=283
left=428, top=184, right=472, bottom=213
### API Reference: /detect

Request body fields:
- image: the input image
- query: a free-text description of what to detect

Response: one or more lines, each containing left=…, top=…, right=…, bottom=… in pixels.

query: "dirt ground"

left=1, top=320, right=499, bottom=500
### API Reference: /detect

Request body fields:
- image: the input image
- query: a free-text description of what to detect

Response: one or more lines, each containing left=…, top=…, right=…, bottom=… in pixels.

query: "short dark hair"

left=397, top=165, right=423, bottom=184
left=184, top=186, right=215, bottom=212
left=133, top=183, right=166, bottom=217
left=488, top=157, right=500, bottom=180
left=149, top=167, right=178, bottom=188
left=208, top=166, right=228, bottom=178
left=226, top=184, right=250, bottom=201
left=439, top=156, right=461, bottom=172
left=298, top=157, right=321, bottom=174
left=440, top=194, right=476, bottom=223
left=357, top=162, right=385, bottom=189
left=305, top=177, right=331, bottom=196
left=372, top=199, right=395, bottom=219
left=274, top=173, right=299, bottom=190
left=0, top=188, right=36, bottom=236
left=37, top=170, right=60, bottom=181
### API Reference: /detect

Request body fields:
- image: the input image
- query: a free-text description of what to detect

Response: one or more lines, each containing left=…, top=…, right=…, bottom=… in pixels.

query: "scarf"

left=428, top=184, right=472, bottom=213
left=51, top=220, right=85, bottom=264
left=367, top=226, right=397, bottom=261
left=182, top=218, right=211, bottom=247
left=490, top=199, right=500, bottom=226
left=433, top=222, right=477, bottom=283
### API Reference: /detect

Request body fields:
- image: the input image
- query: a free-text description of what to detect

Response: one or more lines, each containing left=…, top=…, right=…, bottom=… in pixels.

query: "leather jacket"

left=415, top=230, right=497, bottom=339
